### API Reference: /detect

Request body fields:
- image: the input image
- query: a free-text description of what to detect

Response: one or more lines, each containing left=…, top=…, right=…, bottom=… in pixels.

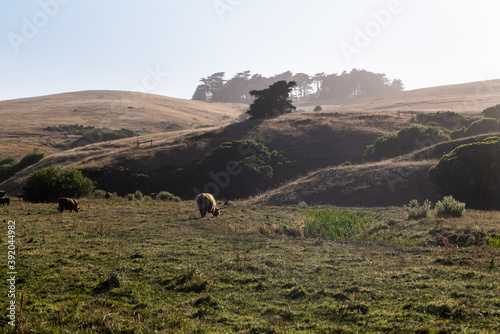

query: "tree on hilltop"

left=247, top=80, right=297, bottom=119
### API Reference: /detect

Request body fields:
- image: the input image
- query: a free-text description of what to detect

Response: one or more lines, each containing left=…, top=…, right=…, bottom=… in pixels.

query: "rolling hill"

left=0, top=90, right=247, bottom=158
left=2, top=78, right=500, bottom=203
left=334, top=78, right=500, bottom=113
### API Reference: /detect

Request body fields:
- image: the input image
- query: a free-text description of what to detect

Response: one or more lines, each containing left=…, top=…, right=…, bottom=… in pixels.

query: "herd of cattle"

left=0, top=190, right=221, bottom=218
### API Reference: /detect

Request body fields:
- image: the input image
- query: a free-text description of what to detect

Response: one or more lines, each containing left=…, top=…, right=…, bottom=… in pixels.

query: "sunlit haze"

left=1, top=0, right=499, bottom=101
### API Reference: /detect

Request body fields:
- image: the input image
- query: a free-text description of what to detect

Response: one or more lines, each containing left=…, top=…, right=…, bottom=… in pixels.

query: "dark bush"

left=23, top=166, right=95, bottom=202
left=428, top=136, right=500, bottom=209
left=313, top=105, right=322, bottom=112
left=459, top=118, right=499, bottom=138
left=16, top=151, right=46, bottom=170
left=416, top=111, right=466, bottom=130
left=363, top=125, right=450, bottom=161
left=188, top=140, right=295, bottom=198
left=71, top=128, right=140, bottom=148
left=0, top=151, right=46, bottom=183
left=483, top=104, right=500, bottom=119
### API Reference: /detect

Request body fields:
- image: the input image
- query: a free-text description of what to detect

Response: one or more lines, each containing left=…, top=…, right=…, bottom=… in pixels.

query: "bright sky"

left=1, top=0, right=500, bottom=101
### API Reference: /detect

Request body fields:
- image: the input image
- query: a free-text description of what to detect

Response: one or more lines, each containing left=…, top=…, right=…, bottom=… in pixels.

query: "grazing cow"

left=0, top=198, right=10, bottom=206
left=0, top=190, right=6, bottom=198
left=105, top=192, right=111, bottom=199
left=196, top=193, right=220, bottom=218
left=15, top=194, right=25, bottom=201
left=58, top=197, right=80, bottom=213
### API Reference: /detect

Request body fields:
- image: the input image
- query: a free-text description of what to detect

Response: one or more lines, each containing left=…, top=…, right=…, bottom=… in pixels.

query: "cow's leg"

left=200, top=208, right=206, bottom=218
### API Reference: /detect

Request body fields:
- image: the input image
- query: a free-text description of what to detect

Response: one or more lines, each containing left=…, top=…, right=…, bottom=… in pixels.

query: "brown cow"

left=58, top=197, right=80, bottom=213
left=196, top=193, right=220, bottom=218
left=0, top=198, right=10, bottom=206
left=105, top=192, right=111, bottom=199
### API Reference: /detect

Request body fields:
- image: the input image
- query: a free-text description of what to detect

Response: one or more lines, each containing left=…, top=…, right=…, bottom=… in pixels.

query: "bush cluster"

left=428, top=136, right=500, bottom=209
left=404, top=199, right=432, bottom=220
left=451, top=118, right=500, bottom=139
left=23, top=166, right=95, bottom=202
left=186, top=139, right=295, bottom=199
left=483, top=104, right=500, bottom=119
left=435, top=196, right=466, bottom=217
left=127, top=190, right=181, bottom=202
left=71, top=128, right=140, bottom=148
left=157, top=191, right=181, bottom=202
left=416, top=111, right=466, bottom=129
left=0, top=151, right=46, bottom=183
left=363, top=125, right=450, bottom=161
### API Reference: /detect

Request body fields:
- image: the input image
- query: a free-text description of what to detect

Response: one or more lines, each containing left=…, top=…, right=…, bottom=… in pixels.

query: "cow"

left=196, top=193, right=220, bottom=218
left=0, top=198, right=10, bottom=206
left=58, top=197, right=80, bottom=213
left=105, top=192, right=111, bottom=199
left=0, top=190, right=6, bottom=198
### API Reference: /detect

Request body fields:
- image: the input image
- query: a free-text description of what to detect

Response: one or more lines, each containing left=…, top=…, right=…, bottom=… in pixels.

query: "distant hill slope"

left=0, top=111, right=414, bottom=196
left=0, top=90, right=247, bottom=158
left=251, top=160, right=443, bottom=207
left=334, top=79, right=500, bottom=113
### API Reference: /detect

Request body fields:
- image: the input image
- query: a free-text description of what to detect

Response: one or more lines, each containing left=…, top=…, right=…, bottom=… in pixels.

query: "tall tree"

left=247, top=81, right=297, bottom=119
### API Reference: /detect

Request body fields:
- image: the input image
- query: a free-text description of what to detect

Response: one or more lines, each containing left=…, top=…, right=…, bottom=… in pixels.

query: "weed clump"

left=303, top=208, right=370, bottom=241
left=435, top=196, right=465, bottom=217
left=157, top=191, right=181, bottom=202
left=404, top=199, right=432, bottom=220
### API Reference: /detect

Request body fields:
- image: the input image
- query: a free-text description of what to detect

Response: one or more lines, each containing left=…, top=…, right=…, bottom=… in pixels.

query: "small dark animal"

left=196, top=193, right=220, bottom=218
left=0, top=190, right=6, bottom=198
left=0, top=198, right=10, bottom=206
left=15, top=194, right=25, bottom=201
left=105, top=192, right=111, bottom=199
left=150, top=193, right=158, bottom=200
left=58, top=197, right=80, bottom=213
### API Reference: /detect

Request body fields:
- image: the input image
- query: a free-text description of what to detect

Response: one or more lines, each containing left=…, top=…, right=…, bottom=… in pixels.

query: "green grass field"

left=1, top=198, right=500, bottom=333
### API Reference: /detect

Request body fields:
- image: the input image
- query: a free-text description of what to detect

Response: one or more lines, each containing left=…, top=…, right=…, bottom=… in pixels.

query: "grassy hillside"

left=0, top=90, right=247, bottom=159
left=335, top=79, right=500, bottom=113
left=2, top=198, right=500, bottom=332
left=252, top=160, right=443, bottom=207
left=0, top=111, right=415, bottom=197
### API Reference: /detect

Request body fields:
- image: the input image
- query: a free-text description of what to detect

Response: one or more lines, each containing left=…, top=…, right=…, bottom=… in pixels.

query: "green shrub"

left=157, top=191, right=181, bottom=202
left=486, top=235, right=500, bottom=248
left=71, top=128, right=140, bottom=147
left=435, top=196, right=465, bottom=217
left=133, top=190, right=144, bottom=200
left=93, top=189, right=107, bottom=198
left=187, top=139, right=295, bottom=199
left=303, top=208, right=371, bottom=241
left=16, top=151, right=46, bottom=170
left=428, top=136, right=500, bottom=209
left=416, top=111, right=466, bottom=129
left=23, top=166, right=95, bottom=202
left=404, top=199, right=432, bottom=220
left=462, top=118, right=499, bottom=137
left=483, top=104, right=500, bottom=119
left=363, top=125, right=450, bottom=161
left=127, top=193, right=134, bottom=201
left=0, top=151, right=46, bottom=183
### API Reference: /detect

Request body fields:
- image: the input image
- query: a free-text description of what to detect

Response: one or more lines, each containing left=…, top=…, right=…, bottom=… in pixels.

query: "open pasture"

left=1, top=198, right=500, bottom=333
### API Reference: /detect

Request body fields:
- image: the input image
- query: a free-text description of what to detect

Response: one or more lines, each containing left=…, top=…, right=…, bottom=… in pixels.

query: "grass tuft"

left=303, top=208, right=371, bottom=241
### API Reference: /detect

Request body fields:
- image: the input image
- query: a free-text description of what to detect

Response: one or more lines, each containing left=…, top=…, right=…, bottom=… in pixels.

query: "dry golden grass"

left=252, top=159, right=442, bottom=207
left=0, top=90, right=247, bottom=159
left=336, top=79, right=500, bottom=113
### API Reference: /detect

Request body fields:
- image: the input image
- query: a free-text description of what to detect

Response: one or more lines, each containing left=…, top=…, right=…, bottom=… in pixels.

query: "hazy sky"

left=1, top=0, right=499, bottom=101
